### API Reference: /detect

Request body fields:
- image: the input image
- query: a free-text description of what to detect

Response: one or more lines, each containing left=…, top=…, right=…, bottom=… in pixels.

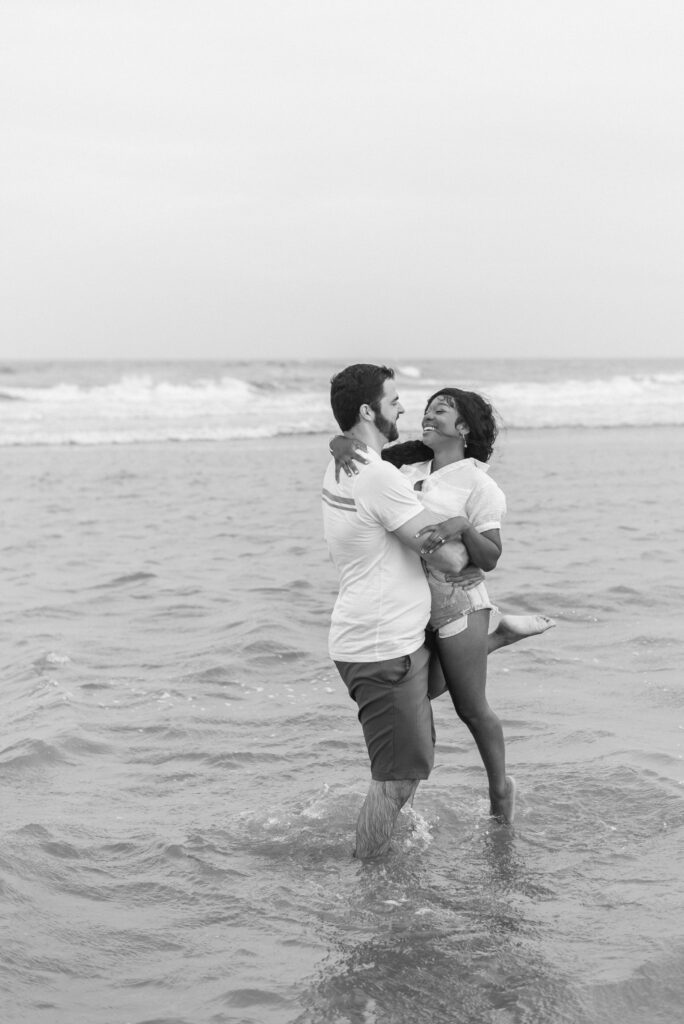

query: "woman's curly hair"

left=382, top=386, right=499, bottom=466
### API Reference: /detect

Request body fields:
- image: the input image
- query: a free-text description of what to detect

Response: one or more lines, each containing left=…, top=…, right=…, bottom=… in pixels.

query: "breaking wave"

left=1, top=365, right=683, bottom=445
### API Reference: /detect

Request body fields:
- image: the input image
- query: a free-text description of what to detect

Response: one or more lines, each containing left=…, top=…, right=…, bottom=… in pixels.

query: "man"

left=322, top=363, right=477, bottom=859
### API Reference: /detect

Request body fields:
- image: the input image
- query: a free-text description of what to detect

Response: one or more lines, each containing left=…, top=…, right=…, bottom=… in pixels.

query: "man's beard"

left=373, top=410, right=399, bottom=443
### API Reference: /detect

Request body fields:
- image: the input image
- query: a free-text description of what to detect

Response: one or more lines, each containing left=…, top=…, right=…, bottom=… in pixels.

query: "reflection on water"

left=261, top=762, right=684, bottom=1024
left=292, top=822, right=584, bottom=1024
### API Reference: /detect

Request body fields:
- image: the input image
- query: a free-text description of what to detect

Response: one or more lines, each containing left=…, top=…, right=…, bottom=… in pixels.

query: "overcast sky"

left=2, top=0, right=683, bottom=361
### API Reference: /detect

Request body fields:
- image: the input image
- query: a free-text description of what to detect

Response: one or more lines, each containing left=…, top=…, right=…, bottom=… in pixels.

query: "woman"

left=330, top=387, right=552, bottom=823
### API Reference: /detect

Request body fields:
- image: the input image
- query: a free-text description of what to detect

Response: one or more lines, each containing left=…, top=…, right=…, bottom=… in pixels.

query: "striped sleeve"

left=321, top=487, right=357, bottom=512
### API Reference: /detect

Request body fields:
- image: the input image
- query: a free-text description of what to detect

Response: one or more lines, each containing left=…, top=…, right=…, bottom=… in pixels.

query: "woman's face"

left=421, top=395, right=462, bottom=448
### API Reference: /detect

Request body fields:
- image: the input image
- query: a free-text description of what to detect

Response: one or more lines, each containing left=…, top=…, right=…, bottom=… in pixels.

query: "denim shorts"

left=427, top=574, right=496, bottom=637
left=334, top=644, right=434, bottom=781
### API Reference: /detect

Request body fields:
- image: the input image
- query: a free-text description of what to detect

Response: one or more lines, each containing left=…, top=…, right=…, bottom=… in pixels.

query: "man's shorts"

left=334, top=644, right=434, bottom=781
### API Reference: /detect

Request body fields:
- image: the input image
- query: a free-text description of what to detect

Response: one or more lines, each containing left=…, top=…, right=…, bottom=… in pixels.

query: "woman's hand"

left=443, top=564, right=486, bottom=589
left=329, top=435, right=369, bottom=482
left=415, top=516, right=471, bottom=556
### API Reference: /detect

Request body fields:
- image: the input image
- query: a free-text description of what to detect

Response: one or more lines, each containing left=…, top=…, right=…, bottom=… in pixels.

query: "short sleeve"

left=355, top=461, right=424, bottom=532
left=466, top=477, right=506, bottom=533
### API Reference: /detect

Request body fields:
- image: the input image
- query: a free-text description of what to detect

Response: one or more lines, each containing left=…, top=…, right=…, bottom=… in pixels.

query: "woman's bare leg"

left=437, top=610, right=515, bottom=823
left=428, top=612, right=556, bottom=698
left=428, top=652, right=448, bottom=699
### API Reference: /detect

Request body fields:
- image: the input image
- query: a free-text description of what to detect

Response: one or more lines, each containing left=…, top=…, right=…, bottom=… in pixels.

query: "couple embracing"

left=321, top=363, right=553, bottom=859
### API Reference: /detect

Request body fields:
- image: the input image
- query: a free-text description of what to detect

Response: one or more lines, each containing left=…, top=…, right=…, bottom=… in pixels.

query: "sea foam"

left=1, top=366, right=683, bottom=444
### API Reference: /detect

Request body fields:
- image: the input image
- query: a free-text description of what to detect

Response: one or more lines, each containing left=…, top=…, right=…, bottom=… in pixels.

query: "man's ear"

left=359, top=403, right=374, bottom=423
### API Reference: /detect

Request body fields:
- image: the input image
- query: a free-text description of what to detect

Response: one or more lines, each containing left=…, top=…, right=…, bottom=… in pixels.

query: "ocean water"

left=1, top=357, right=684, bottom=445
left=2, top=359, right=684, bottom=1024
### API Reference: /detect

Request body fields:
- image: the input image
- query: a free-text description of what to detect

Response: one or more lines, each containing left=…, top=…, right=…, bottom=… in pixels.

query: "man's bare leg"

left=354, top=779, right=419, bottom=859
left=488, top=614, right=555, bottom=654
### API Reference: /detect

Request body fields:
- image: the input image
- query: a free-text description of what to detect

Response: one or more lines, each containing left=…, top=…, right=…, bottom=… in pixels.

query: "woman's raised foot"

left=490, top=614, right=555, bottom=652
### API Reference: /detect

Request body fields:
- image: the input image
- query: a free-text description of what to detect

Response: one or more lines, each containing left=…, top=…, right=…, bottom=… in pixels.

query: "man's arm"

left=392, top=510, right=472, bottom=575
left=417, top=517, right=502, bottom=571
left=354, top=463, right=483, bottom=584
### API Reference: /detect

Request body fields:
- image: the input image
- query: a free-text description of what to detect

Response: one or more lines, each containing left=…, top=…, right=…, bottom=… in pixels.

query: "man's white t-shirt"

left=322, top=449, right=430, bottom=662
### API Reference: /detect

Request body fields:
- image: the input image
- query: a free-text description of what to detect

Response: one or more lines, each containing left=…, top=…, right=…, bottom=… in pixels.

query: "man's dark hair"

left=330, top=364, right=395, bottom=431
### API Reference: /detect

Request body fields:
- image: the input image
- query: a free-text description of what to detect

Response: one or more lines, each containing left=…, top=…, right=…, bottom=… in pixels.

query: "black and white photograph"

left=2, top=3, right=683, bottom=1022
